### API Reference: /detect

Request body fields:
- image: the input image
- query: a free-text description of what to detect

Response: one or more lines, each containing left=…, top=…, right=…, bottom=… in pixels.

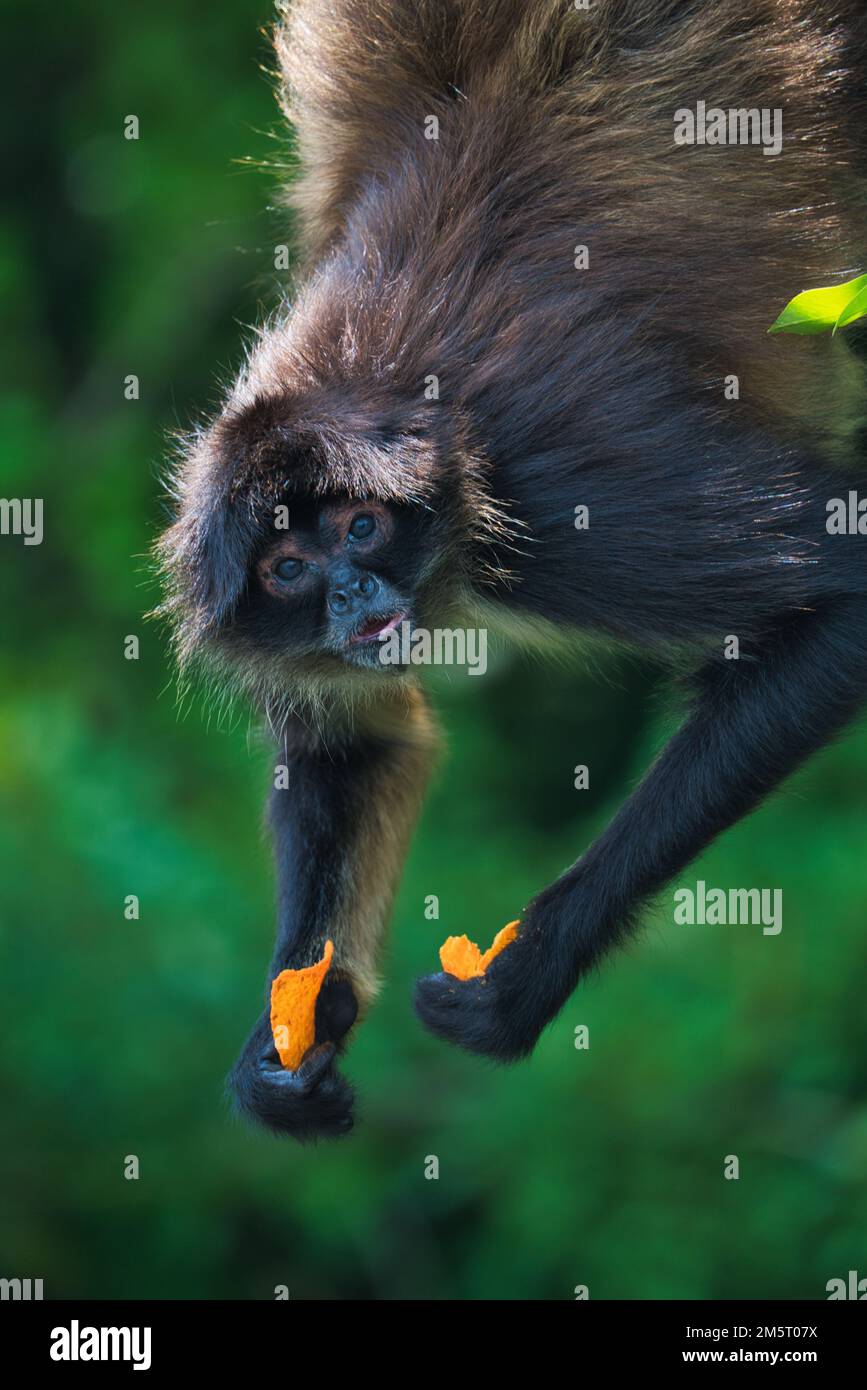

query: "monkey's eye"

left=348, top=514, right=375, bottom=540
left=273, top=557, right=304, bottom=582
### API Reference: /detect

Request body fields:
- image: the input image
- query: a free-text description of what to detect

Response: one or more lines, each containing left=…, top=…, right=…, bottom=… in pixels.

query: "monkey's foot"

left=230, top=1023, right=354, bottom=1140
left=415, top=906, right=575, bottom=1060
left=229, top=981, right=358, bottom=1141
left=413, top=945, right=544, bottom=1062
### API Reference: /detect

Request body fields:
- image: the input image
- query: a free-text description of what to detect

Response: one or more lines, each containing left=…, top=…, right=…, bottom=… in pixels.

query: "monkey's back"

left=275, top=0, right=867, bottom=460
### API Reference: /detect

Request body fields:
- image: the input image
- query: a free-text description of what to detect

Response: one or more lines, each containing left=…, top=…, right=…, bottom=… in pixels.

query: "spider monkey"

left=157, top=0, right=867, bottom=1139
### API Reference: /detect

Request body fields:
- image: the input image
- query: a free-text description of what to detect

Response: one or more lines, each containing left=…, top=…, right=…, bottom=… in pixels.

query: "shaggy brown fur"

left=276, top=0, right=867, bottom=441
left=157, top=1, right=867, bottom=1138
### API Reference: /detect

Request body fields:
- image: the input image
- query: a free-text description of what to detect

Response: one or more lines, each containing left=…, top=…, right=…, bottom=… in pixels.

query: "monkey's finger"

left=294, top=1041, right=337, bottom=1091
left=255, top=1029, right=333, bottom=1091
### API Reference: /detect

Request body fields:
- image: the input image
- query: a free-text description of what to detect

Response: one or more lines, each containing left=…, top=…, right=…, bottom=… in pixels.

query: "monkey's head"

left=156, top=331, right=512, bottom=722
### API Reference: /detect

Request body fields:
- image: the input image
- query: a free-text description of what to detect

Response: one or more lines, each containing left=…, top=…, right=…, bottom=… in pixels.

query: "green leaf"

left=833, top=281, right=867, bottom=333
left=768, top=273, right=867, bottom=335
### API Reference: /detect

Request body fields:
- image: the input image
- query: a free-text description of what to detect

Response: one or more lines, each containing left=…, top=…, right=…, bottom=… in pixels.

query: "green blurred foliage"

left=1, top=1, right=866, bottom=1301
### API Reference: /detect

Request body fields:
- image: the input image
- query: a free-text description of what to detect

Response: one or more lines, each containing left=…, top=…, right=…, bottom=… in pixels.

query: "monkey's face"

left=242, top=497, right=429, bottom=672
left=157, top=380, right=503, bottom=711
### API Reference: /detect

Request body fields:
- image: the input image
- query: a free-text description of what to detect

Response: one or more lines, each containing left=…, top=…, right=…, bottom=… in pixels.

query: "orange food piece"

left=270, top=940, right=334, bottom=1070
left=439, top=921, right=519, bottom=980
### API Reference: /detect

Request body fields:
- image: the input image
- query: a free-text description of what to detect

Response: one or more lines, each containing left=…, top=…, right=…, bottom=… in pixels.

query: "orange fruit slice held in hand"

left=270, top=940, right=334, bottom=1070
left=439, top=921, right=520, bottom=981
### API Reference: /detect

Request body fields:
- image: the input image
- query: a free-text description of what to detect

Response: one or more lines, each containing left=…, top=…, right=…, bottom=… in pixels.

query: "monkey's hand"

left=414, top=904, right=571, bottom=1061
left=229, top=976, right=358, bottom=1141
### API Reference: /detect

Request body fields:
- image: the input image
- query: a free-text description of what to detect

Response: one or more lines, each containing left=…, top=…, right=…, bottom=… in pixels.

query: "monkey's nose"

left=328, top=571, right=379, bottom=615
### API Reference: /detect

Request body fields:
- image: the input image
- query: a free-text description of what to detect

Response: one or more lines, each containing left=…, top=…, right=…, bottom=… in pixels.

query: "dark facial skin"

left=247, top=499, right=425, bottom=669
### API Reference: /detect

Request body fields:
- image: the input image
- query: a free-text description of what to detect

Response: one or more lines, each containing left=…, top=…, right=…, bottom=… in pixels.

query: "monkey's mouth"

left=349, top=611, right=409, bottom=645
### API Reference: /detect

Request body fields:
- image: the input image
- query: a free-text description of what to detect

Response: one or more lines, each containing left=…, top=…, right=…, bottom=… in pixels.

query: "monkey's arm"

left=231, top=687, right=437, bottom=1139
left=415, top=597, right=867, bottom=1060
